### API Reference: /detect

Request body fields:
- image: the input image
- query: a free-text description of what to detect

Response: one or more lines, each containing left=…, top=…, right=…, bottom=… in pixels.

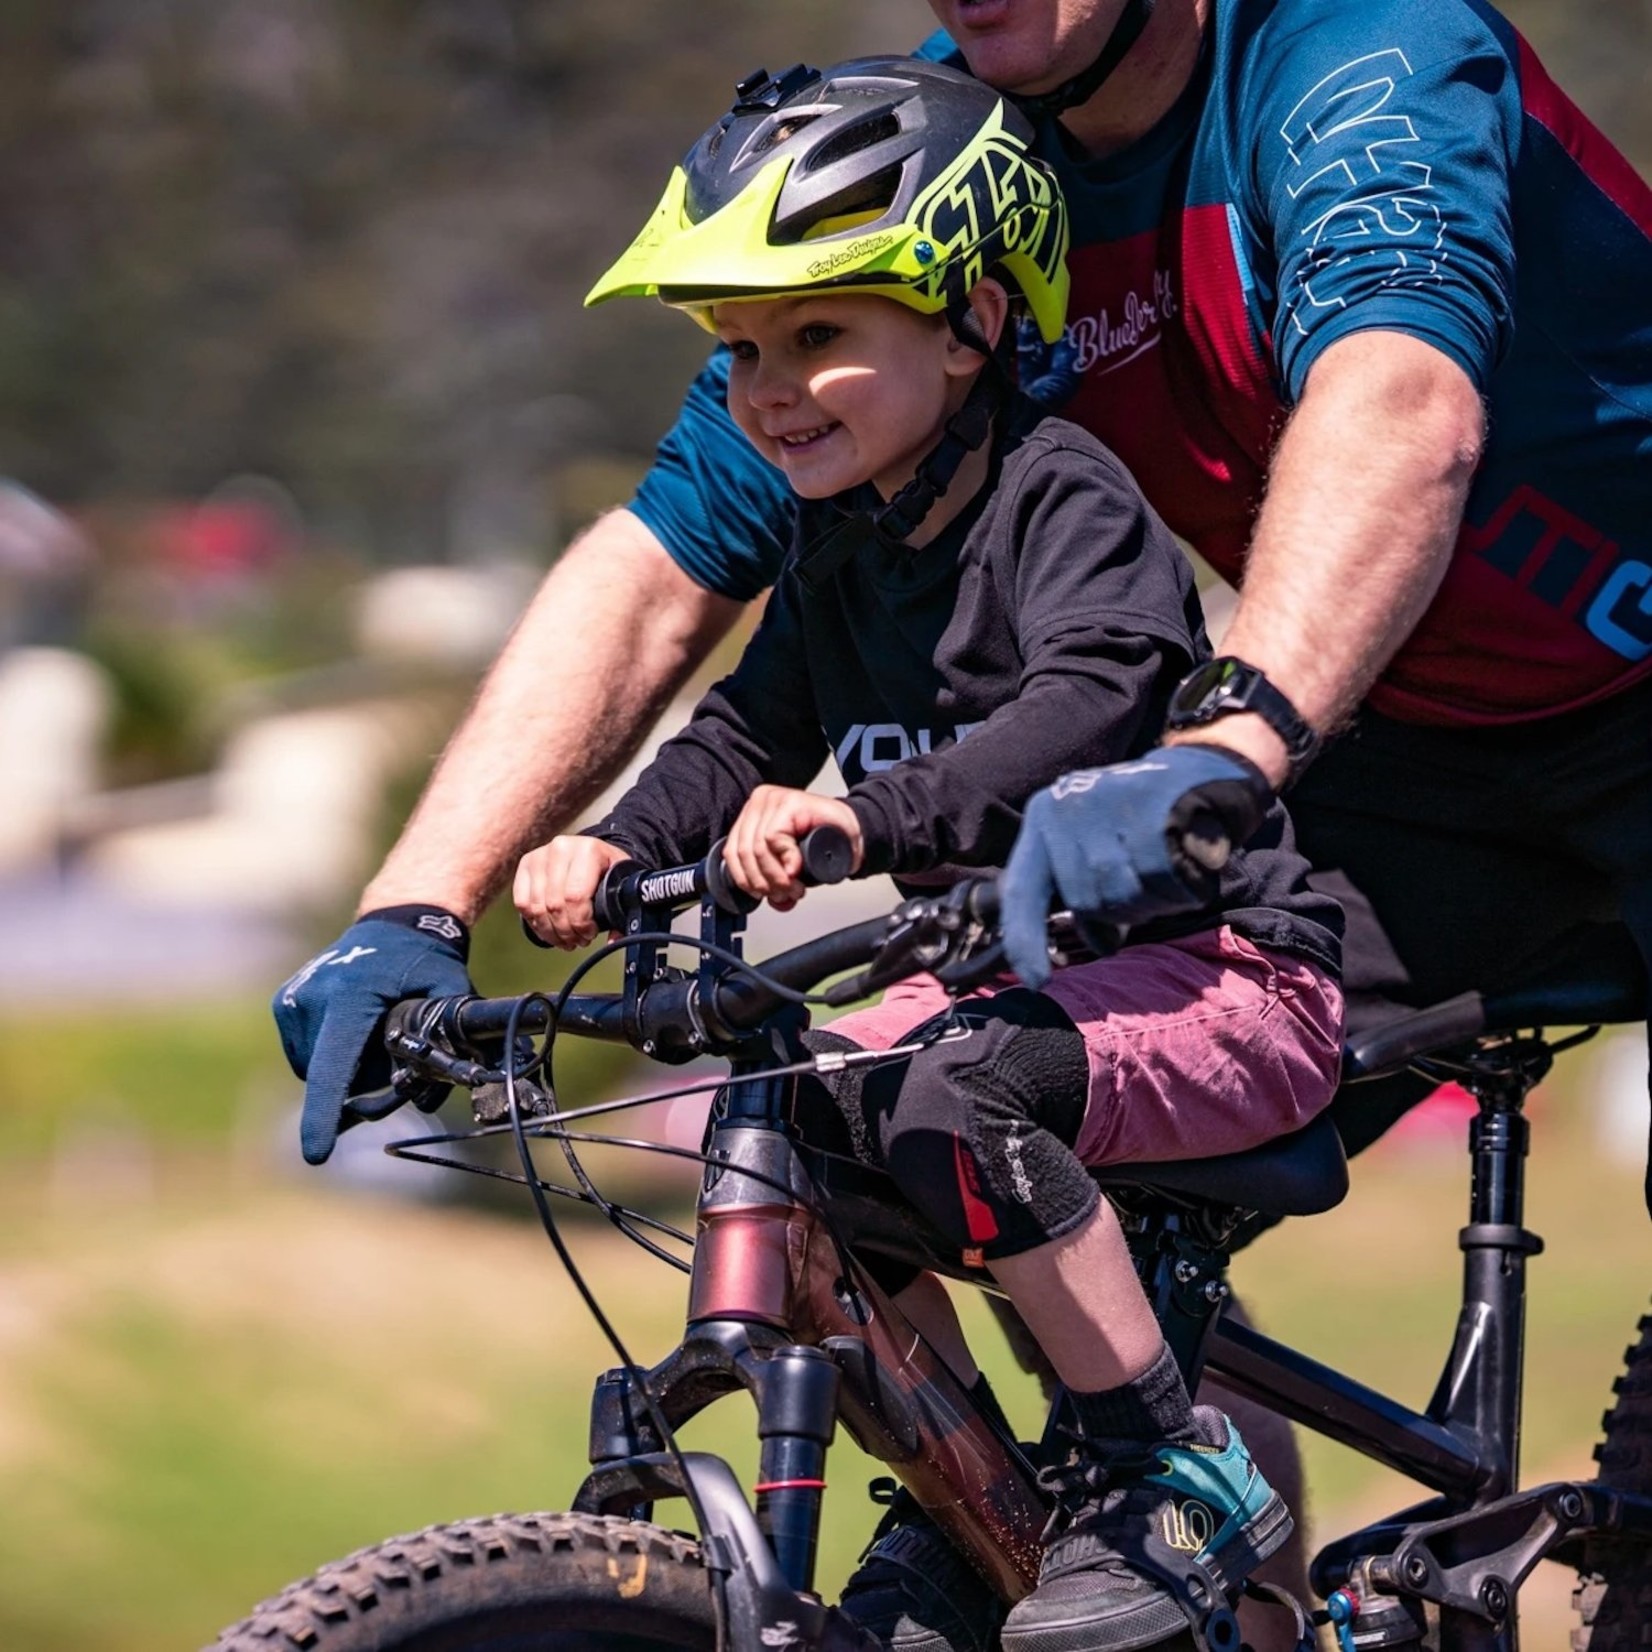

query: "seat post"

left=1427, top=1042, right=1549, bottom=1500
left=1118, top=1201, right=1235, bottom=1388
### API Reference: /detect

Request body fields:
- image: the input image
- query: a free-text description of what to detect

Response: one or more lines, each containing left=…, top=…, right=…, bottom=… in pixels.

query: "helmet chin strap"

left=1008, top=0, right=1156, bottom=121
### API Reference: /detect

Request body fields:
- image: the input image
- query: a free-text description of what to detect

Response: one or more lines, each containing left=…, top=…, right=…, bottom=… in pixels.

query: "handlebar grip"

left=533, top=826, right=861, bottom=945
left=703, top=838, right=761, bottom=917
left=799, top=823, right=856, bottom=885
left=519, top=856, right=644, bottom=948
left=704, top=824, right=856, bottom=914
left=590, top=857, right=644, bottom=935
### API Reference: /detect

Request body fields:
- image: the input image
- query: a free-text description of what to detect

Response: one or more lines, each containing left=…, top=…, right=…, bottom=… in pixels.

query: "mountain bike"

left=209, top=830, right=1651, bottom=1652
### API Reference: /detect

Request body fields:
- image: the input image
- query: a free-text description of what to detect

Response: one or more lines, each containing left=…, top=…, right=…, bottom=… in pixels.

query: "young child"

left=517, top=58, right=1344, bottom=1652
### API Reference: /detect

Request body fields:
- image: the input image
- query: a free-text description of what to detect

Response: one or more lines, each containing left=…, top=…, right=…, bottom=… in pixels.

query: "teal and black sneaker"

left=999, top=1407, right=1291, bottom=1652
left=838, top=1482, right=1008, bottom=1652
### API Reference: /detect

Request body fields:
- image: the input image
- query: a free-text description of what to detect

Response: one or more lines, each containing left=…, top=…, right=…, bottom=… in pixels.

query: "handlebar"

left=593, top=825, right=856, bottom=931
left=388, top=850, right=1008, bottom=1082
left=520, top=827, right=857, bottom=952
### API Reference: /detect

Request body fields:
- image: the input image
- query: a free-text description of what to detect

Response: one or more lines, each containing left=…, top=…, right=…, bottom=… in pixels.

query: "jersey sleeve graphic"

left=1253, top=13, right=1519, bottom=398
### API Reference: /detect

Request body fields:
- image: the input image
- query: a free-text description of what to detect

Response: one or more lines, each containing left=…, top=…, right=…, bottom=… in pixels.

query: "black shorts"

left=1287, top=673, right=1652, bottom=1157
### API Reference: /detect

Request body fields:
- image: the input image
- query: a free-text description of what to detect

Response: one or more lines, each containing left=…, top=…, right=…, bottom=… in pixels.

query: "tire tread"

left=1573, top=1310, right=1652, bottom=1650
left=206, top=1512, right=711, bottom=1651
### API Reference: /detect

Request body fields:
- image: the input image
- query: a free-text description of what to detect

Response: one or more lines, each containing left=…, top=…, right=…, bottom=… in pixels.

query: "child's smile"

left=714, top=293, right=983, bottom=507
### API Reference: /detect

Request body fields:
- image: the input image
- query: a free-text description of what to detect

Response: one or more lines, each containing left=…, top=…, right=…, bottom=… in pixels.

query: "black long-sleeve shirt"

left=591, top=400, right=1341, bottom=972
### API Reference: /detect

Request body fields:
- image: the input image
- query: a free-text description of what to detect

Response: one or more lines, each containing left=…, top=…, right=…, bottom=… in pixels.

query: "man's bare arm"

left=1171, top=330, right=1487, bottom=785
left=360, top=507, right=743, bottom=922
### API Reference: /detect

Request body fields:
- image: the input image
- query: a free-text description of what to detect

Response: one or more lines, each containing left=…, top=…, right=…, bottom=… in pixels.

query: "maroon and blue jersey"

left=629, top=0, right=1652, bottom=726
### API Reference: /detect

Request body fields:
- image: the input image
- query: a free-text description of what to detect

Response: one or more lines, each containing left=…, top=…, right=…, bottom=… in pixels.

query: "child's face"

left=713, top=294, right=976, bottom=503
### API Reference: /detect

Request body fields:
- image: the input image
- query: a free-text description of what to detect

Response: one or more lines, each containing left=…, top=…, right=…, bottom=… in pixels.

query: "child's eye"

left=798, top=322, right=840, bottom=349
left=727, top=339, right=759, bottom=363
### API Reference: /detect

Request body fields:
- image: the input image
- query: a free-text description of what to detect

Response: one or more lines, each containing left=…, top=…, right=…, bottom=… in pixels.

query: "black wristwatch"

left=1165, top=658, right=1321, bottom=781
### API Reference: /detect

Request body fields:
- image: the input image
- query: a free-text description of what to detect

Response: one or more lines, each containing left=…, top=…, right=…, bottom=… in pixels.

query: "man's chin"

left=937, top=0, right=1115, bottom=97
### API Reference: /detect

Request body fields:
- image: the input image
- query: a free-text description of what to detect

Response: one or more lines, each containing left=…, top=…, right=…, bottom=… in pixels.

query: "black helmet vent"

left=754, top=112, right=825, bottom=155
left=805, top=111, right=902, bottom=173
left=778, top=163, right=904, bottom=245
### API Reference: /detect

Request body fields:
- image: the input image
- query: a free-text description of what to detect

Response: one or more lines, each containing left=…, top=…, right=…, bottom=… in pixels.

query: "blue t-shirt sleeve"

left=913, top=28, right=965, bottom=67
left=1243, top=0, right=1521, bottom=398
left=628, top=348, right=797, bottom=602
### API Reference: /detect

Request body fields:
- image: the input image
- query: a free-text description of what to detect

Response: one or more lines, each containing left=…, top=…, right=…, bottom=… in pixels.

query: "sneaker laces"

left=862, top=1476, right=923, bottom=1550
left=1034, top=1424, right=1167, bottom=1540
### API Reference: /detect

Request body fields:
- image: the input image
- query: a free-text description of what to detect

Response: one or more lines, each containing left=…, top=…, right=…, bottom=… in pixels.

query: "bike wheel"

left=1574, top=1306, right=1652, bottom=1649
left=207, top=1512, right=717, bottom=1651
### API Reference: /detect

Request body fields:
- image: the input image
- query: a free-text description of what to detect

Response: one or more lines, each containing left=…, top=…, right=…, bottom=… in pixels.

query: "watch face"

left=1171, top=658, right=1249, bottom=717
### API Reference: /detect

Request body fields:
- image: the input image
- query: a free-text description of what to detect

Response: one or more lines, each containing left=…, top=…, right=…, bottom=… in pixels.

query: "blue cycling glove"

left=1000, top=745, right=1272, bottom=989
left=272, top=906, right=475, bottom=1165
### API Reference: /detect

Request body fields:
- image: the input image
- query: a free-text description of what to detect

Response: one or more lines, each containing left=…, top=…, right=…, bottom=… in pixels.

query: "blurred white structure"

left=1593, top=1023, right=1652, bottom=1161
left=44, top=564, right=535, bottom=913
left=83, top=695, right=444, bottom=912
left=0, top=647, right=113, bottom=872
left=1, top=560, right=898, bottom=976
left=353, top=562, right=540, bottom=669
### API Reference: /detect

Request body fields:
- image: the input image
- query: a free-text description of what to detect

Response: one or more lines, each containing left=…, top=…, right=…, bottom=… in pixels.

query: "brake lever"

left=820, top=888, right=988, bottom=1007
left=931, top=938, right=1009, bottom=992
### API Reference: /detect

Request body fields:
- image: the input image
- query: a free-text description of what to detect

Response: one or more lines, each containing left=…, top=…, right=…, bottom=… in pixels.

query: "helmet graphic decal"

left=586, top=57, right=1071, bottom=344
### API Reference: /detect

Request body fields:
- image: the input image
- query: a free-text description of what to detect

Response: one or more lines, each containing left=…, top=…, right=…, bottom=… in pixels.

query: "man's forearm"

left=360, top=509, right=742, bottom=923
left=1175, top=331, right=1486, bottom=786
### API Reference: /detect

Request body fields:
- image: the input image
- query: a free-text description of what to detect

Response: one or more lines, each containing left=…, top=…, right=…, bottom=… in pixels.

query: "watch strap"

left=1165, top=658, right=1320, bottom=779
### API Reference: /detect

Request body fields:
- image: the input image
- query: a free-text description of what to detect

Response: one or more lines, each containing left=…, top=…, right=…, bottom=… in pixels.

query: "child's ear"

left=943, top=278, right=1011, bottom=373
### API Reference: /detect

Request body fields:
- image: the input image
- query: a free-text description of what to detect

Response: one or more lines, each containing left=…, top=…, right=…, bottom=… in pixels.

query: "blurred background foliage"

left=0, top=0, right=914, bottom=543
left=2, top=0, right=1643, bottom=536
left=0, top=4, right=1647, bottom=1651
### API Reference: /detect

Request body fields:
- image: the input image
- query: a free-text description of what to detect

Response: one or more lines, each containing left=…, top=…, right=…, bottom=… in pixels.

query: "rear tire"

left=207, top=1512, right=717, bottom=1651
left=1573, top=1307, right=1652, bottom=1649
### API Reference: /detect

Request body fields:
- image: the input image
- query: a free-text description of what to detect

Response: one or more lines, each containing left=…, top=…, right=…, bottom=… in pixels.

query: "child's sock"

left=1063, top=1343, right=1197, bottom=1444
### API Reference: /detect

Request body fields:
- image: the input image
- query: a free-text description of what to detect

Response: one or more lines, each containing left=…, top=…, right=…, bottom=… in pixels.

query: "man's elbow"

left=1307, top=330, right=1487, bottom=482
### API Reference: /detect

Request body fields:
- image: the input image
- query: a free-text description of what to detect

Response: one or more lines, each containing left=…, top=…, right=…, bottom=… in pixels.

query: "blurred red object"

left=1389, top=1080, right=1486, bottom=1144
left=153, top=498, right=293, bottom=577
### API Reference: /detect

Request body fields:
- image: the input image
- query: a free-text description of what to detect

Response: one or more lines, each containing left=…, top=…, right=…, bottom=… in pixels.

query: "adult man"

left=276, top=0, right=1650, bottom=1160
left=275, top=0, right=1650, bottom=1644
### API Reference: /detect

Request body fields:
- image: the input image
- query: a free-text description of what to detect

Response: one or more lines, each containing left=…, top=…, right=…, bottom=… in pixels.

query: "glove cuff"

left=1200, top=742, right=1276, bottom=806
left=358, top=904, right=471, bottom=961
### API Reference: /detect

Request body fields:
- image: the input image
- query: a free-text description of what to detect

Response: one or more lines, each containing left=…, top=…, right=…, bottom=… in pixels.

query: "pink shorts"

left=821, top=926, right=1344, bottom=1167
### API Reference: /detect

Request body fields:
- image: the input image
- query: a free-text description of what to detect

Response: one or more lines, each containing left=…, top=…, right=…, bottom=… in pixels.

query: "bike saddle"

left=1342, top=920, right=1647, bottom=1081
left=1088, top=1109, right=1348, bottom=1217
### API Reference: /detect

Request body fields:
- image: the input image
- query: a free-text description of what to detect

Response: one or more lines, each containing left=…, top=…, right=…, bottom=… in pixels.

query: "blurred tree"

left=0, top=0, right=1643, bottom=562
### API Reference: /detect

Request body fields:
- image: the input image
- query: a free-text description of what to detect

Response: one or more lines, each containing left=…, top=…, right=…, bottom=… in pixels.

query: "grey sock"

left=1063, top=1344, right=1196, bottom=1444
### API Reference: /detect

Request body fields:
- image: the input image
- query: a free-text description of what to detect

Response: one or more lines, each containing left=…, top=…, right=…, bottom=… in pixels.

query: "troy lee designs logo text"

left=1066, top=269, right=1179, bottom=374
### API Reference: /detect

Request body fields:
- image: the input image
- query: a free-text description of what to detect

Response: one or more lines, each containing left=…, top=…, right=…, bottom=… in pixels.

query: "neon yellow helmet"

left=586, top=58, right=1070, bottom=344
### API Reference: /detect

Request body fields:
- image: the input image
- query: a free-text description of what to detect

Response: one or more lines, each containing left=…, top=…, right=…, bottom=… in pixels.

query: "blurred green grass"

left=0, top=1005, right=1645, bottom=1650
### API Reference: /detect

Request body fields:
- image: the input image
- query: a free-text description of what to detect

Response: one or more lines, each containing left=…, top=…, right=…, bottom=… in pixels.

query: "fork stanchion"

left=754, top=1346, right=841, bottom=1593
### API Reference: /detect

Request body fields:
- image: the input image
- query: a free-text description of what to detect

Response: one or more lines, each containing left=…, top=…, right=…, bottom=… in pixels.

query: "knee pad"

left=874, top=990, right=1097, bottom=1260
